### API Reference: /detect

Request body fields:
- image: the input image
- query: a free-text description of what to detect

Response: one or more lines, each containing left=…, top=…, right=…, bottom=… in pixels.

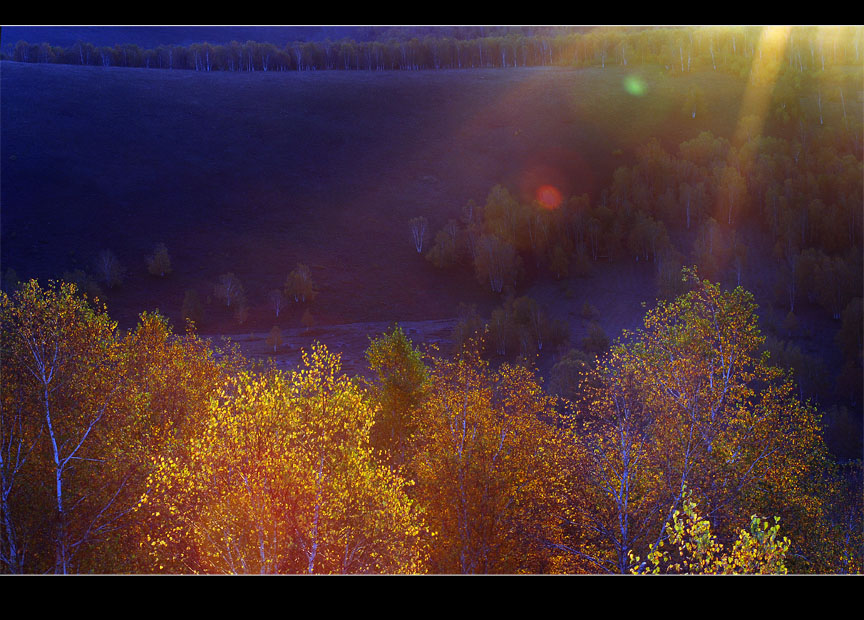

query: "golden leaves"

left=412, top=339, right=565, bottom=573
left=141, top=342, right=427, bottom=574
left=631, top=491, right=791, bottom=574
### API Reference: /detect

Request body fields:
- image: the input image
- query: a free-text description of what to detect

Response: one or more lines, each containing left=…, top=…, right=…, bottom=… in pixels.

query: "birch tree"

left=473, top=235, right=522, bottom=294
left=0, top=280, right=126, bottom=573
left=268, top=289, right=285, bottom=318
left=409, top=217, right=428, bottom=254
left=145, top=243, right=172, bottom=277
left=96, top=250, right=125, bottom=289
left=214, top=273, right=244, bottom=309
left=715, top=165, right=747, bottom=225
left=285, top=264, right=317, bottom=304
left=560, top=270, right=834, bottom=573
left=0, top=361, right=42, bottom=573
left=412, top=339, right=565, bottom=573
left=630, top=491, right=791, bottom=574
left=141, top=345, right=427, bottom=574
left=266, top=326, right=283, bottom=353
left=365, top=325, right=429, bottom=467
left=426, top=220, right=463, bottom=269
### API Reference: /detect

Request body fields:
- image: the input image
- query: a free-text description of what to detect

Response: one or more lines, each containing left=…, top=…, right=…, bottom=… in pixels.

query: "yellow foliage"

left=141, top=343, right=427, bottom=574
left=560, top=270, right=838, bottom=573
left=412, top=337, right=567, bottom=573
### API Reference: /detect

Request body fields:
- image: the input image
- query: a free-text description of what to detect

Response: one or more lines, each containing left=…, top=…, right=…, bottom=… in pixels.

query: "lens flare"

left=623, top=75, right=647, bottom=97
left=536, top=185, right=563, bottom=209
left=732, top=26, right=790, bottom=145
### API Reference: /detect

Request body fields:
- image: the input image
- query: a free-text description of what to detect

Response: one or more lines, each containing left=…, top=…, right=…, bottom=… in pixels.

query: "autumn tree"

left=450, top=303, right=484, bottom=353
left=714, top=164, right=747, bottom=225
left=285, top=264, right=317, bottom=304
left=487, top=306, right=511, bottom=356
left=558, top=269, right=837, bottom=573
left=145, top=243, right=172, bottom=277
left=141, top=344, right=428, bottom=574
left=364, top=325, right=429, bottom=467
left=1, top=288, right=234, bottom=574
left=827, top=463, right=864, bottom=573
left=103, top=311, right=235, bottom=572
left=0, top=280, right=124, bottom=573
left=411, top=339, right=566, bottom=573
left=547, top=242, right=571, bottom=279
left=267, top=289, right=285, bottom=318
left=511, top=296, right=546, bottom=354
left=426, top=219, right=464, bottom=269
left=482, top=185, right=523, bottom=249
left=96, top=249, right=125, bottom=288
left=474, top=234, right=522, bottom=294
left=677, top=180, right=707, bottom=230
left=214, top=272, right=244, bottom=309
left=731, top=233, right=748, bottom=286
left=460, top=200, right=484, bottom=263
left=409, top=216, right=428, bottom=254
left=266, top=326, right=283, bottom=353
left=679, top=131, right=729, bottom=169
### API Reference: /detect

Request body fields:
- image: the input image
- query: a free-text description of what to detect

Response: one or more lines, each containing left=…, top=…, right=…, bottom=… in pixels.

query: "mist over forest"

left=1, top=25, right=861, bottom=575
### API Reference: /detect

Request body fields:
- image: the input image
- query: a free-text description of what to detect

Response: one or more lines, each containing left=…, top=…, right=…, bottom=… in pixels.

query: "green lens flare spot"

left=623, top=75, right=647, bottom=96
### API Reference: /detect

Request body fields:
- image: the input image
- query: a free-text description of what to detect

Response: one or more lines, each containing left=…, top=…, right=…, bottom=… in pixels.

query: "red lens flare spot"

left=536, top=185, right=562, bottom=210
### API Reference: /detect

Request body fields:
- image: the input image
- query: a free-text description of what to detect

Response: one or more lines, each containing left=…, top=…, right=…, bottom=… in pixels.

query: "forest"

left=3, top=25, right=862, bottom=77
left=0, top=25, right=862, bottom=574
left=1, top=274, right=861, bottom=574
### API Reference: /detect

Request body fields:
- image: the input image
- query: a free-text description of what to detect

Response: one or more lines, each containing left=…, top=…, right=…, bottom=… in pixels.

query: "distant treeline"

left=3, top=26, right=862, bottom=74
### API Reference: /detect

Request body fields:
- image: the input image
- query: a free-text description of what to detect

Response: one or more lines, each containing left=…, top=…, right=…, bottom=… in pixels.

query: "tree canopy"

left=1, top=277, right=859, bottom=574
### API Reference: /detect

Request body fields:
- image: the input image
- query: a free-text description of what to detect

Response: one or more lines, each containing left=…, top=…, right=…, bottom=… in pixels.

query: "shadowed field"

left=3, top=56, right=862, bottom=466
left=2, top=62, right=749, bottom=337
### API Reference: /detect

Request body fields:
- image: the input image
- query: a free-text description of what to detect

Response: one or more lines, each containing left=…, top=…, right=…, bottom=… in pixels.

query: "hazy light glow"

left=623, top=75, right=647, bottom=97
left=536, top=185, right=563, bottom=209
left=733, top=26, right=790, bottom=145
left=711, top=26, right=790, bottom=228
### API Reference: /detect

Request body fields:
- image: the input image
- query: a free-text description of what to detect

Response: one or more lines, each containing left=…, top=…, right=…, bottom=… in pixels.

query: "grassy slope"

left=1, top=62, right=749, bottom=332
left=3, top=61, right=861, bottom=457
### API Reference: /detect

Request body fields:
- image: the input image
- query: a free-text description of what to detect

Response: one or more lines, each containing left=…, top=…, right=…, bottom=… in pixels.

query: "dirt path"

left=207, top=260, right=660, bottom=381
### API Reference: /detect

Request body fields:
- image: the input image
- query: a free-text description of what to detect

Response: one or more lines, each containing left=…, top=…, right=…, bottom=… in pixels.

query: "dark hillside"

left=1, top=62, right=748, bottom=331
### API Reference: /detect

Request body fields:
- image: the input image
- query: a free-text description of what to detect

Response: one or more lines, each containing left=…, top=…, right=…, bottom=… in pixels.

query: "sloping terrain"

left=1, top=63, right=745, bottom=336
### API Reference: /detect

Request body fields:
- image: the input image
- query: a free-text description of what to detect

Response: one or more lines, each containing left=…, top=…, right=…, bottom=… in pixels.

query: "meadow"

left=1, top=54, right=859, bottom=411
left=1, top=62, right=754, bottom=359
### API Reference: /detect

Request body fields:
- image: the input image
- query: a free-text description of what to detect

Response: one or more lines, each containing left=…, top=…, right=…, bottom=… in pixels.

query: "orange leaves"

left=3, top=276, right=854, bottom=573
left=1, top=280, right=126, bottom=573
left=141, top=343, right=427, bottom=574
left=412, top=339, right=565, bottom=573
left=562, top=269, right=837, bottom=573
